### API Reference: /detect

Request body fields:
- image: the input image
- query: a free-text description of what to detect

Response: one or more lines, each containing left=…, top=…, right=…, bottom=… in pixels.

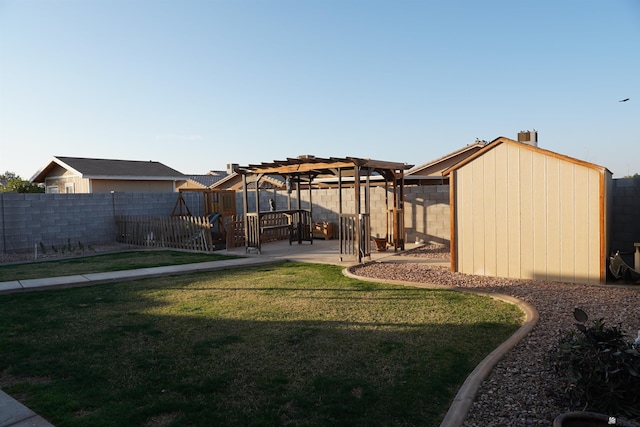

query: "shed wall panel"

left=559, top=163, right=577, bottom=282
left=519, top=149, right=534, bottom=279
left=452, top=139, right=608, bottom=284
left=472, top=159, right=485, bottom=274
left=483, top=149, right=497, bottom=276
left=574, top=166, right=590, bottom=281
left=506, top=144, right=521, bottom=277
left=546, top=157, right=562, bottom=281
left=458, top=168, right=474, bottom=273
left=494, top=146, right=509, bottom=277
left=588, top=169, right=602, bottom=282
left=532, top=152, right=548, bottom=280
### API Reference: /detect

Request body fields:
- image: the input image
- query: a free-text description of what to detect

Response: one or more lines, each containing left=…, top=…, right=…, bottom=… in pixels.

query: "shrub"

left=553, top=308, right=640, bottom=418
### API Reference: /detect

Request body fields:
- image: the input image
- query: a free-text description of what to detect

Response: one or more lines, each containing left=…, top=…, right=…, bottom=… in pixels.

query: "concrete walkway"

left=0, top=240, right=427, bottom=295
left=0, top=240, right=512, bottom=427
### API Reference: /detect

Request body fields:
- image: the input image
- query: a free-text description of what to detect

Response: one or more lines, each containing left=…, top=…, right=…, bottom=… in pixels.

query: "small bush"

left=553, top=308, right=640, bottom=418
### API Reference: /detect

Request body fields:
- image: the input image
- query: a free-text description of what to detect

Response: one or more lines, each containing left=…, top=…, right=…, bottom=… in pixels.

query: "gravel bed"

left=351, top=247, right=640, bottom=426
left=396, top=242, right=451, bottom=258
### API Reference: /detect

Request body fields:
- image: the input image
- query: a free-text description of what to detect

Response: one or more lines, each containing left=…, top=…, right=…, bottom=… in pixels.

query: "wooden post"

left=399, top=170, right=405, bottom=250
left=354, top=165, right=361, bottom=263
left=308, top=173, right=312, bottom=217
left=255, top=173, right=263, bottom=214
left=242, top=173, right=249, bottom=251
left=286, top=175, right=292, bottom=210
left=296, top=175, right=302, bottom=210
left=338, top=168, right=343, bottom=261
left=365, top=168, right=371, bottom=219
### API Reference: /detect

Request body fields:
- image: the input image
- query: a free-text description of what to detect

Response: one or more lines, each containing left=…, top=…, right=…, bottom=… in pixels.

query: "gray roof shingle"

left=185, top=172, right=228, bottom=188
left=54, top=156, right=185, bottom=178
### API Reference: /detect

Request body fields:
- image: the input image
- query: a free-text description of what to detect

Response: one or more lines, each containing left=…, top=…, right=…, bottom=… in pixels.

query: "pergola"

left=236, top=156, right=413, bottom=263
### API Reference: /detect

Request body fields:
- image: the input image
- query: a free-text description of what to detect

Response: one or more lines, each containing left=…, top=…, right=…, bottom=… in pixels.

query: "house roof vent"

left=518, top=130, right=538, bottom=147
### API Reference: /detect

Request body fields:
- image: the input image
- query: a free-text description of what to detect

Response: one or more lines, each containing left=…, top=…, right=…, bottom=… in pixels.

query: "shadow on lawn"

left=0, top=271, right=521, bottom=427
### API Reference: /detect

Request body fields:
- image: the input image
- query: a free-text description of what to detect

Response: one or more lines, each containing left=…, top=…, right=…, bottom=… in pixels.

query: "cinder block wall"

left=610, top=177, right=640, bottom=263
left=4, top=178, right=634, bottom=255
left=245, top=185, right=451, bottom=243
left=404, top=185, right=450, bottom=244
left=0, top=192, right=201, bottom=253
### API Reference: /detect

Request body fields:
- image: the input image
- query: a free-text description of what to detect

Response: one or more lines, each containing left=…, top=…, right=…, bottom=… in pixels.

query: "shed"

left=444, top=137, right=612, bottom=284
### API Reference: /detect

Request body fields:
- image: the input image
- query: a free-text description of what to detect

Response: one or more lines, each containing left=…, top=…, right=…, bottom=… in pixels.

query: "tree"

left=0, top=171, right=44, bottom=193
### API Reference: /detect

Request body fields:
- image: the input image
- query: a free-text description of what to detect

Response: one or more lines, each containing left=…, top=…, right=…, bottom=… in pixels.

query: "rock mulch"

left=351, top=244, right=640, bottom=426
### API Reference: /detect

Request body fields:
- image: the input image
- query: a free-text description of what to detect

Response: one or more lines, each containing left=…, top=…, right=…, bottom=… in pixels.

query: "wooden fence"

left=339, top=213, right=371, bottom=263
left=116, top=215, right=214, bottom=252
left=224, top=215, right=245, bottom=249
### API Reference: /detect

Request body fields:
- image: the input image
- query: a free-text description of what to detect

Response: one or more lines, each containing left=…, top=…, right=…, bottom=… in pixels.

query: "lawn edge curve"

left=342, top=265, right=539, bottom=427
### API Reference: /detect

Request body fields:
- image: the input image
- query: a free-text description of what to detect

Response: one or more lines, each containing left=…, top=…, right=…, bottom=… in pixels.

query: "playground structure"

left=171, top=189, right=237, bottom=247
left=118, top=188, right=239, bottom=252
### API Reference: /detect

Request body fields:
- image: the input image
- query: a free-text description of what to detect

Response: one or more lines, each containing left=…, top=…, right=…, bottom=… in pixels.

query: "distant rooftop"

left=31, top=156, right=185, bottom=182
left=185, top=171, right=228, bottom=188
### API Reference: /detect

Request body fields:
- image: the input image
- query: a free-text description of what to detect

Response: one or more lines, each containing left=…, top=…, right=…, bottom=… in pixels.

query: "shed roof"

left=442, top=137, right=611, bottom=176
left=407, top=140, right=487, bottom=178
left=31, top=156, right=185, bottom=182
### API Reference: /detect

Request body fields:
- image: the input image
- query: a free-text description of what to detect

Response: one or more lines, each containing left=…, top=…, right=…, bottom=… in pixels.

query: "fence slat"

left=116, top=215, right=215, bottom=252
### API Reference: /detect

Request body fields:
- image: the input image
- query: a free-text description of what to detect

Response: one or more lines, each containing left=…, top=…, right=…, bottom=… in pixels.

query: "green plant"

left=553, top=308, right=640, bottom=418
left=67, top=238, right=73, bottom=253
left=38, top=242, right=47, bottom=255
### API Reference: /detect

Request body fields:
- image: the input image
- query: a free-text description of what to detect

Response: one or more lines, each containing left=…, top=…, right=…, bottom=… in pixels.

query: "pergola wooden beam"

left=241, top=156, right=410, bottom=178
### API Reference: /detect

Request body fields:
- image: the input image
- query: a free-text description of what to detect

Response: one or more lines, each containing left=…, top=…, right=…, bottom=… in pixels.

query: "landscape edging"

left=342, top=265, right=539, bottom=427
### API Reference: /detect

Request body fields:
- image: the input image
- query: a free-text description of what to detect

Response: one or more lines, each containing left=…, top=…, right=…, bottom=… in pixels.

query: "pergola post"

left=354, top=166, right=361, bottom=263
left=242, top=173, right=249, bottom=251
left=255, top=173, right=263, bottom=213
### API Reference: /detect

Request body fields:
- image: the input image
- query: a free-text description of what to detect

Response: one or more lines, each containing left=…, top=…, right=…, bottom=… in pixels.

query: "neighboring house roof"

left=442, top=137, right=611, bottom=176
left=31, top=156, right=185, bottom=182
left=211, top=172, right=286, bottom=190
left=184, top=171, right=228, bottom=188
left=406, top=140, right=488, bottom=180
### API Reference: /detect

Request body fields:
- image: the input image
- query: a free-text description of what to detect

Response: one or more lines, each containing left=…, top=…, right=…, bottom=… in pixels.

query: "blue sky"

left=1, top=0, right=638, bottom=179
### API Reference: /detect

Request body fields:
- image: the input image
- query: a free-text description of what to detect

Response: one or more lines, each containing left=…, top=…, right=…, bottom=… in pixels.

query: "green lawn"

left=0, top=250, right=240, bottom=282
left=0, top=262, right=524, bottom=426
